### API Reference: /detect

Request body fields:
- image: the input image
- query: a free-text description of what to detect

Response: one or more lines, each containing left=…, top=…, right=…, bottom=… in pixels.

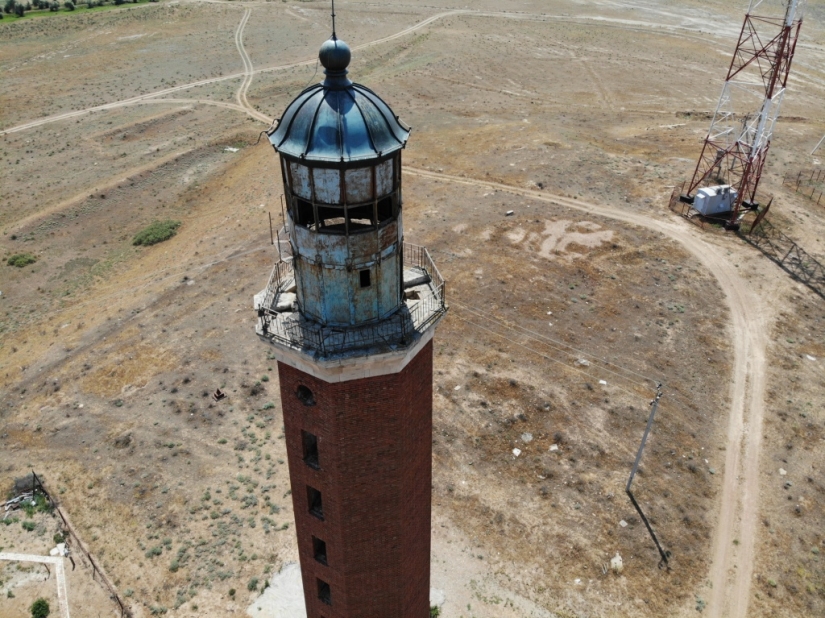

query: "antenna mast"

left=331, top=0, right=337, bottom=38
left=682, top=0, right=805, bottom=229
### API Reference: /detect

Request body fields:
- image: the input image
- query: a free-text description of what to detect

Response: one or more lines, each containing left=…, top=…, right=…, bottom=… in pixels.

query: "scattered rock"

left=619, top=520, right=628, bottom=528
left=521, top=433, right=533, bottom=443
left=779, top=468, right=787, bottom=476
left=512, top=448, right=522, bottom=457
left=610, top=552, right=623, bottom=574
left=113, top=433, right=132, bottom=449
left=505, top=210, right=514, bottom=216
left=576, top=359, right=590, bottom=367
left=549, top=444, right=559, bottom=452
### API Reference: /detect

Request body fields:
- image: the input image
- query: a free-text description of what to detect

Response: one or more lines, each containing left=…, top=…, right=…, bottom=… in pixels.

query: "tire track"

left=234, top=8, right=271, bottom=124
left=403, top=166, right=769, bottom=618
left=1, top=7, right=761, bottom=137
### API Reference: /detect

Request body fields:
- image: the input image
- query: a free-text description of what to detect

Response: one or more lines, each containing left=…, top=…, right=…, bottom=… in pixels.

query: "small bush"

left=30, top=598, right=50, bottom=618
left=64, top=0, right=74, bottom=8
left=247, top=578, right=258, bottom=591
left=22, top=521, right=36, bottom=532
left=430, top=607, right=441, bottom=618
left=145, top=546, right=163, bottom=558
left=133, top=220, right=181, bottom=246
left=7, top=253, right=36, bottom=267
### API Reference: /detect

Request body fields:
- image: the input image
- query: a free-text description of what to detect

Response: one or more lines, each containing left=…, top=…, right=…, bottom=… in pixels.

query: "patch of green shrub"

left=30, top=598, right=50, bottom=618
left=7, top=253, right=37, bottom=267
left=132, top=220, right=181, bottom=246
left=22, top=521, right=36, bottom=532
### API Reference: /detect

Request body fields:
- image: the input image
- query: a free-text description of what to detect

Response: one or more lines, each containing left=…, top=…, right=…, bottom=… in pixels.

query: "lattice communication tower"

left=682, top=0, right=805, bottom=228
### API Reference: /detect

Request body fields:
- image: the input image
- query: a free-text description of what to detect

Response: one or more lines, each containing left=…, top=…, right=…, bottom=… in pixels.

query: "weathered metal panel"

left=378, top=219, right=399, bottom=252
left=289, top=162, right=313, bottom=200
left=376, top=159, right=394, bottom=195
left=345, top=167, right=373, bottom=203
left=348, top=229, right=380, bottom=262
left=379, top=254, right=401, bottom=316
left=297, top=261, right=326, bottom=323
left=313, top=167, right=341, bottom=204
left=323, top=267, right=352, bottom=325
left=351, top=267, right=378, bottom=323
left=314, top=232, right=350, bottom=266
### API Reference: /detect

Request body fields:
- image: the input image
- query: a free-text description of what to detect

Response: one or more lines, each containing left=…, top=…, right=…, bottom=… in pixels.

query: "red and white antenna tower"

left=683, top=0, right=805, bottom=228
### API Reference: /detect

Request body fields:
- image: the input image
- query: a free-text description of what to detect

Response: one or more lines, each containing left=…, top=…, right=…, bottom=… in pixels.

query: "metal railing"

left=259, top=243, right=446, bottom=357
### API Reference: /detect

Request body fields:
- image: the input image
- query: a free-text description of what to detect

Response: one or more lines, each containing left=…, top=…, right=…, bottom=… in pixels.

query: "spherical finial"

left=319, top=37, right=351, bottom=73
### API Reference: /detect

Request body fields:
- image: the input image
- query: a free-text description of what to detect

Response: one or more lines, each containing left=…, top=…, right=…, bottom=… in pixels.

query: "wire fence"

left=783, top=169, right=824, bottom=206
left=28, top=471, right=132, bottom=618
left=744, top=219, right=825, bottom=300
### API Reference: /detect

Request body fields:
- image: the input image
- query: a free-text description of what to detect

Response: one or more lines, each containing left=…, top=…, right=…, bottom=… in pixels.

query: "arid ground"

left=1, top=1, right=824, bottom=617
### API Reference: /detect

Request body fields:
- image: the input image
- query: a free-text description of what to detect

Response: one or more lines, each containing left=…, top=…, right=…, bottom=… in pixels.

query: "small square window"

left=312, top=536, right=327, bottom=565
left=307, top=486, right=323, bottom=520
left=359, top=269, right=371, bottom=288
left=302, top=431, right=319, bottom=469
left=317, top=579, right=331, bottom=605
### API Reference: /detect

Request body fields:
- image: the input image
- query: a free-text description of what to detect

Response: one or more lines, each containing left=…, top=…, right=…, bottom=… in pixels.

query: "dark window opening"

left=317, top=579, right=331, bottom=605
left=302, top=431, right=319, bottom=469
left=312, top=536, right=328, bottom=565
left=359, top=269, right=371, bottom=288
left=296, top=385, right=316, bottom=406
left=315, top=206, right=346, bottom=233
left=377, top=196, right=394, bottom=223
left=307, top=486, right=324, bottom=520
left=293, top=197, right=315, bottom=227
left=346, top=204, right=374, bottom=231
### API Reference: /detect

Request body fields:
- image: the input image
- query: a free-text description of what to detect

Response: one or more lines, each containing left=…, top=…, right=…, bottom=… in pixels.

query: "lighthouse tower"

left=254, top=25, right=447, bottom=618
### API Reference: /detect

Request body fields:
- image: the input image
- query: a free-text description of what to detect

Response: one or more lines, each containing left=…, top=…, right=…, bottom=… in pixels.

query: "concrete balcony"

left=254, top=243, right=447, bottom=365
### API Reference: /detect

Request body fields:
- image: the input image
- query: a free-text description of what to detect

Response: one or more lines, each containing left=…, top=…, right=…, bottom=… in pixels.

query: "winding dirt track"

left=404, top=167, right=769, bottom=618
left=234, top=8, right=271, bottom=124
left=2, top=7, right=774, bottom=617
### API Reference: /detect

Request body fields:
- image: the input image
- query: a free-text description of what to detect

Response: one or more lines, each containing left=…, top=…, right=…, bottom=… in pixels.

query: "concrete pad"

left=246, top=563, right=306, bottom=618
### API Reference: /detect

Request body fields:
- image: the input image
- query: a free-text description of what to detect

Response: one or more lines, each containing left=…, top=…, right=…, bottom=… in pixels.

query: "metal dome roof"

left=268, top=37, right=411, bottom=164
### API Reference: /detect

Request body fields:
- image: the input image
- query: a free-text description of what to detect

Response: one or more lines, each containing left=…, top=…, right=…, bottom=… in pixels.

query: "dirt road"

left=404, top=167, right=769, bottom=618
left=0, top=6, right=777, bottom=616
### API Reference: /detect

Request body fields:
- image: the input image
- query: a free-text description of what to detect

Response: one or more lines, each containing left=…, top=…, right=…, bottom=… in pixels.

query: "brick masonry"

left=278, top=340, right=434, bottom=618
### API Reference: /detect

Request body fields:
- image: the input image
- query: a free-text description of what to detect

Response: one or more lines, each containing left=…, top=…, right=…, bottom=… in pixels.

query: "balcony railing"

left=257, top=243, right=446, bottom=358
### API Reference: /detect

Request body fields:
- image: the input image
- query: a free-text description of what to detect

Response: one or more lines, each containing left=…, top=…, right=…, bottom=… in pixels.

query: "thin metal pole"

left=812, top=133, right=825, bottom=156
left=268, top=212, right=274, bottom=246
left=626, top=384, right=670, bottom=568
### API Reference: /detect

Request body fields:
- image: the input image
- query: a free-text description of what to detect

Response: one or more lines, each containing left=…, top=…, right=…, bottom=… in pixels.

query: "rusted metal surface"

left=267, top=64, right=411, bottom=164
left=256, top=243, right=446, bottom=359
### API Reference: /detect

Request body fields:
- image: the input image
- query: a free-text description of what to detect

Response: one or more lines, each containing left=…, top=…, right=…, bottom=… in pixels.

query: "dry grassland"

left=1, top=1, right=824, bottom=617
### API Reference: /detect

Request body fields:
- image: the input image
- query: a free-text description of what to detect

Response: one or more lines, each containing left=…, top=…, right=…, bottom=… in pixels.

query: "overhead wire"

left=450, top=300, right=698, bottom=415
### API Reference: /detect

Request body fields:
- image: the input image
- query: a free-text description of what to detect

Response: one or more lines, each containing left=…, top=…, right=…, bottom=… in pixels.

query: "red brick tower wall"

left=278, top=340, right=433, bottom=618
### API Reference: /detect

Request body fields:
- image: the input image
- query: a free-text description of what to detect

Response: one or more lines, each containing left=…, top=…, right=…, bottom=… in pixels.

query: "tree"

left=3, top=0, right=16, bottom=14
left=49, top=0, right=58, bottom=9
left=30, top=598, right=50, bottom=618
left=64, top=0, right=74, bottom=8
left=14, top=2, right=24, bottom=15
